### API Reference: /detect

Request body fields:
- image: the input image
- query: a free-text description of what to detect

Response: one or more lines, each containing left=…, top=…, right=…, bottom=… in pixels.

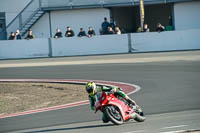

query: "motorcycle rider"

left=85, top=81, right=137, bottom=123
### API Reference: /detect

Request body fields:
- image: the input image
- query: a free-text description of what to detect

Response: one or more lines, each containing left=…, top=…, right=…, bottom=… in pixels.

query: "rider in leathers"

left=85, top=81, right=137, bottom=123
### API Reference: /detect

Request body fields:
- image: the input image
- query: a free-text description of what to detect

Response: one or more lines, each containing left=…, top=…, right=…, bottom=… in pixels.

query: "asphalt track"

left=0, top=51, right=200, bottom=133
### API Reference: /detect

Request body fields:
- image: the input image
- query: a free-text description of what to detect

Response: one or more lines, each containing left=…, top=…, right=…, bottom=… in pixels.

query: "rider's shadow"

left=22, top=123, right=114, bottom=133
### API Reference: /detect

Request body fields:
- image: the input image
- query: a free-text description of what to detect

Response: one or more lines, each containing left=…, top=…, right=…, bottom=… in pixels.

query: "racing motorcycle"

left=95, top=91, right=145, bottom=125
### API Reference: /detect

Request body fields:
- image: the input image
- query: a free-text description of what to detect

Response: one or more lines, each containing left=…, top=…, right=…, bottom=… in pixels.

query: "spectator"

left=54, top=28, right=63, bottom=38
left=114, top=27, right=121, bottom=35
left=143, top=24, right=150, bottom=32
left=101, top=17, right=110, bottom=35
left=107, top=26, right=115, bottom=34
left=25, top=30, right=35, bottom=40
left=65, top=26, right=75, bottom=37
left=137, top=27, right=142, bottom=32
left=109, top=17, right=116, bottom=30
left=77, top=28, right=87, bottom=37
left=15, top=29, right=22, bottom=39
left=156, top=23, right=165, bottom=32
left=87, top=27, right=96, bottom=37
left=8, top=32, right=16, bottom=40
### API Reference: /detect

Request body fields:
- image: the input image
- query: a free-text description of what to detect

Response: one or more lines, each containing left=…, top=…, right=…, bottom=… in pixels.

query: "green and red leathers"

left=88, top=86, right=127, bottom=123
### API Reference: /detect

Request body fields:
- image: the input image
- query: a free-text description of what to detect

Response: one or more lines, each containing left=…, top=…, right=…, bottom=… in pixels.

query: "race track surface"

left=0, top=51, right=200, bottom=133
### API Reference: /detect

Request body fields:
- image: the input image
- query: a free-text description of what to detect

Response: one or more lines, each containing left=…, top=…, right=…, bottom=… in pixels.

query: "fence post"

left=48, top=38, right=53, bottom=57
left=128, top=33, right=132, bottom=53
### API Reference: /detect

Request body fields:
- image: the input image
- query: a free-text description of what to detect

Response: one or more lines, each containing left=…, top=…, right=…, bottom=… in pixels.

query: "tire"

left=134, top=105, right=146, bottom=122
left=103, top=106, right=124, bottom=125
left=134, top=113, right=146, bottom=122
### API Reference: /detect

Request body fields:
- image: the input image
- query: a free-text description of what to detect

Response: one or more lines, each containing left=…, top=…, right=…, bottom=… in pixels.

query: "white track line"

left=162, top=125, right=188, bottom=129
left=160, top=130, right=186, bottom=133
left=123, top=130, right=145, bottom=133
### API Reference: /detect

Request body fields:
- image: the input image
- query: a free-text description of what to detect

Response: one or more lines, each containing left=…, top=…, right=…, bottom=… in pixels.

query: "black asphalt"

left=0, top=59, right=200, bottom=132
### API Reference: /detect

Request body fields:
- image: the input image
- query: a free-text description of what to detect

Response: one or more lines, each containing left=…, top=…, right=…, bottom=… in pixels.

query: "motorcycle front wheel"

left=103, top=105, right=123, bottom=125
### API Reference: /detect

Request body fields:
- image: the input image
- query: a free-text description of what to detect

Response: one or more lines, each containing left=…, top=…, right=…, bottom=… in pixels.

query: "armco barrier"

left=51, top=34, right=128, bottom=57
left=131, top=29, right=200, bottom=53
left=0, top=38, right=49, bottom=59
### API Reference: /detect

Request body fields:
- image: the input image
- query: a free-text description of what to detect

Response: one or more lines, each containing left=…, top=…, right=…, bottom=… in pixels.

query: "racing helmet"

left=86, top=81, right=96, bottom=96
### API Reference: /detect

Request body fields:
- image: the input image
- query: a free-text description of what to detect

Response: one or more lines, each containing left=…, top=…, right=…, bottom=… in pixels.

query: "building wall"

left=174, top=1, right=200, bottom=30
left=50, top=8, right=110, bottom=37
left=30, top=8, right=110, bottom=38
left=0, top=0, right=31, bottom=26
left=30, top=13, right=50, bottom=38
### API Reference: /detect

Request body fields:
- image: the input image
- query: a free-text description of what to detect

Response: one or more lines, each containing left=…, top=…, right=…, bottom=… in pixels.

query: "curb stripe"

left=0, top=79, right=140, bottom=119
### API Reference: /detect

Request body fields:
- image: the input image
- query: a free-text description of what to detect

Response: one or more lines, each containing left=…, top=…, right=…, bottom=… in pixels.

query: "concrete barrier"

left=0, top=38, right=49, bottom=59
left=51, top=34, right=128, bottom=57
left=0, top=29, right=200, bottom=60
left=131, top=29, right=200, bottom=53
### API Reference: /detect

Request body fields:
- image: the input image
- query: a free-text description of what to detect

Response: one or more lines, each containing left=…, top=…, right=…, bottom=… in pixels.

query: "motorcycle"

left=94, top=91, right=145, bottom=125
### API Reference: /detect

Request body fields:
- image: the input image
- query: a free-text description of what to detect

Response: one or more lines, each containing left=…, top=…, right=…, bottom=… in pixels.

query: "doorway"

left=0, top=12, right=7, bottom=40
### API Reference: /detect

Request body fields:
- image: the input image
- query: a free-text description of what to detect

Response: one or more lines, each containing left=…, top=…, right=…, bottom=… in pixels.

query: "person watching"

left=77, top=28, right=87, bottom=37
left=25, top=30, right=35, bottom=40
left=54, top=28, right=63, bottom=38
left=107, top=26, right=115, bottom=34
left=109, top=17, right=116, bottom=30
left=8, top=32, right=16, bottom=40
left=15, top=29, right=22, bottom=40
left=114, top=27, right=121, bottom=35
left=65, top=26, right=75, bottom=37
left=143, top=24, right=150, bottom=32
left=156, top=23, right=165, bottom=32
left=87, top=27, right=96, bottom=37
left=101, top=17, right=110, bottom=35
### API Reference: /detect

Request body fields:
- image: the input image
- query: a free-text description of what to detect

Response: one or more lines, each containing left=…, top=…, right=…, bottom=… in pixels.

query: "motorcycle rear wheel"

left=103, top=106, right=124, bottom=125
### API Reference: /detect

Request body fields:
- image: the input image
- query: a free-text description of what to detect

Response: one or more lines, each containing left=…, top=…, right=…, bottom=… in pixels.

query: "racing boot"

left=130, top=112, right=146, bottom=122
left=130, top=112, right=137, bottom=119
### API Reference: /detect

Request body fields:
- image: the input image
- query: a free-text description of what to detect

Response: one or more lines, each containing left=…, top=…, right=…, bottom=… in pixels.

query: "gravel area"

left=0, top=82, right=87, bottom=115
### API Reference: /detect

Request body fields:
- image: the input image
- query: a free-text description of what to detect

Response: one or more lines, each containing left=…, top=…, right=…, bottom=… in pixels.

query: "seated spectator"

left=143, top=24, right=150, bottom=32
left=15, top=29, right=22, bottom=40
left=54, top=28, right=63, bottom=38
left=137, top=27, right=142, bottom=33
left=87, top=27, right=96, bottom=37
left=114, top=27, right=121, bottom=35
left=25, top=30, right=35, bottom=40
left=77, top=28, right=87, bottom=37
left=8, top=32, right=16, bottom=40
left=101, top=17, right=110, bottom=35
left=109, top=17, right=116, bottom=30
left=107, top=26, right=115, bottom=34
left=156, top=23, right=165, bottom=32
left=65, top=26, right=75, bottom=37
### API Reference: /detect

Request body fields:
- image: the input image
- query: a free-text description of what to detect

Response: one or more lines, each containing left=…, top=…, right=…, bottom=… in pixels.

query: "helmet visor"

left=86, top=87, right=93, bottom=93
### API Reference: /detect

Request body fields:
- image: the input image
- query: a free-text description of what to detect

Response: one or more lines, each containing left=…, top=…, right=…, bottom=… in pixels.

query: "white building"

left=0, top=0, right=200, bottom=40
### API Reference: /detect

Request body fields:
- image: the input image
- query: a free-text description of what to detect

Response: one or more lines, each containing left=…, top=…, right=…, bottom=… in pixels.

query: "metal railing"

left=40, top=0, right=192, bottom=9
left=0, top=0, right=41, bottom=39
left=0, top=0, right=192, bottom=40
